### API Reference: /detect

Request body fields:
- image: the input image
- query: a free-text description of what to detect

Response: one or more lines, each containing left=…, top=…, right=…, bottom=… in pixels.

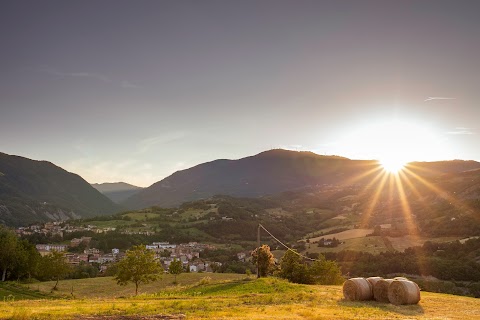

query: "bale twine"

left=393, top=277, right=409, bottom=281
left=343, top=277, right=373, bottom=301
left=366, top=276, right=383, bottom=294
left=373, top=279, right=394, bottom=302
left=388, top=280, right=421, bottom=305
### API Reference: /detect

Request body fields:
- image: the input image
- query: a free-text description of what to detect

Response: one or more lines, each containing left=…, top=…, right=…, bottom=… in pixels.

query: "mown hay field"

left=1, top=276, right=479, bottom=319
left=25, top=273, right=244, bottom=299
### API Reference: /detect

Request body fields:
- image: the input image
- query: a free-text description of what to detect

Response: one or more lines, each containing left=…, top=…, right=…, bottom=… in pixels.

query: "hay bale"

left=373, top=279, right=394, bottom=302
left=388, top=280, right=421, bottom=305
left=366, top=276, right=383, bottom=293
left=343, top=277, right=373, bottom=301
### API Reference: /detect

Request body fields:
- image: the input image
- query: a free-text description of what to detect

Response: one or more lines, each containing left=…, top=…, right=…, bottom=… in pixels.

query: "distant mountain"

left=0, top=152, right=120, bottom=226
left=92, top=182, right=143, bottom=203
left=122, top=149, right=480, bottom=210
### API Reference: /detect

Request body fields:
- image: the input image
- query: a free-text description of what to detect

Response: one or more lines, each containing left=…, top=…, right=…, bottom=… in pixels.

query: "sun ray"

left=397, top=170, right=437, bottom=218
left=393, top=172, right=430, bottom=276
left=359, top=171, right=389, bottom=228
left=402, top=167, right=473, bottom=214
left=342, top=162, right=384, bottom=186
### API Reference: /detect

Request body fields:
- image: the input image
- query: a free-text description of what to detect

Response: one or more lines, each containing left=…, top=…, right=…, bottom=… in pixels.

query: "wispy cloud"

left=39, top=66, right=110, bottom=82
left=446, top=127, right=475, bottom=135
left=137, top=132, right=188, bottom=153
left=65, top=158, right=157, bottom=187
left=38, top=66, right=140, bottom=88
left=121, top=80, right=140, bottom=89
left=424, top=97, right=456, bottom=102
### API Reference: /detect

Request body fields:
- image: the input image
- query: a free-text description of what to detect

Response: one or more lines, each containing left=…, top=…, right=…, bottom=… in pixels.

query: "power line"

left=258, top=223, right=323, bottom=262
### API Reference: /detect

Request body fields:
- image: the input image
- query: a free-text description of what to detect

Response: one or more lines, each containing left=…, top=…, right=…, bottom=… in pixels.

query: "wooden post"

left=257, top=224, right=261, bottom=278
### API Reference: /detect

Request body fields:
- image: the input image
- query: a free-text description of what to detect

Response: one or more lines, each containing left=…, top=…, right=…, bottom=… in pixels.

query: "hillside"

left=2, top=277, right=479, bottom=319
left=123, top=149, right=480, bottom=210
left=122, top=149, right=381, bottom=209
left=0, top=152, right=120, bottom=226
left=92, top=182, right=143, bottom=203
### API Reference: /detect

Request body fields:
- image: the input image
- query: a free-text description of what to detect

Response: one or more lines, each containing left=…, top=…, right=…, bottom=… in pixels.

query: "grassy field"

left=305, top=228, right=462, bottom=254
left=0, top=283, right=52, bottom=301
left=307, top=236, right=388, bottom=254
left=309, top=229, right=374, bottom=242
left=387, top=236, right=460, bottom=252
left=26, top=274, right=244, bottom=299
left=82, top=220, right=135, bottom=228
left=1, top=277, right=479, bottom=319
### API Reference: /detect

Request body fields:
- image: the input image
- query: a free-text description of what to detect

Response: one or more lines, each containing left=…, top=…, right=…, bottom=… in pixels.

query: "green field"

left=83, top=220, right=135, bottom=228
left=0, top=283, right=52, bottom=301
left=26, top=274, right=244, bottom=299
left=1, top=277, right=479, bottom=319
left=307, top=236, right=389, bottom=254
left=122, top=212, right=161, bottom=221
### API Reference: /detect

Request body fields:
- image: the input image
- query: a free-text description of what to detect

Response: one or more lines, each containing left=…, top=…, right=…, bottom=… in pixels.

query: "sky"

left=1, top=0, right=480, bottom=187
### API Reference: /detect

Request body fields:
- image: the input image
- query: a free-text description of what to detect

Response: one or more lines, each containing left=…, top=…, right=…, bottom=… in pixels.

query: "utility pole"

left=257, top=224, right=261, bottom=278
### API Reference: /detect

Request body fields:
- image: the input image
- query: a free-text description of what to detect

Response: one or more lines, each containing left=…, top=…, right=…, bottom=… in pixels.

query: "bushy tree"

left=114, top=245, right=163, bottom=295
left=12, top=238, right=40, bottom=280
left=278, top=250, right=343, bottom=285
left=278, top=250, right=312, bottom=284
left=308, top=256, right=344, bottom=285
left=0, top=227, right=40, bottom=282
left=251, top=244, right=275, bottom=277
left=168, top=258, right=183, bottom=283
left=38, top=251, right=72, bottom=290
left=0, top=227, right=20, bottom=281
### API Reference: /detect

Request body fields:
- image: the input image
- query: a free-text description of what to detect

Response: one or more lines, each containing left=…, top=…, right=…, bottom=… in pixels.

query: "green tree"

left=278, top=249, right=312, bottom=284
left=251, top=244, right=275, bottom=278
left=114, top=245, right=163, bottom=295
left=0, top=227, right=19, bottom=281
left=308, top=256, right=344, bottom=285
left=12, top=239, right=40, bottom=280
left=168, top=258, right=183, bottom=283
left=38, top=251, right=72, bottom=290
left=278, top=250, right=344, bottom=285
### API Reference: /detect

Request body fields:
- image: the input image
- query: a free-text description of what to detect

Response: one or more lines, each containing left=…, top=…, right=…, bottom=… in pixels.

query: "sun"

left=333, top=118, right=445, bottom=174
left=380, top=156, right=406, bottom=173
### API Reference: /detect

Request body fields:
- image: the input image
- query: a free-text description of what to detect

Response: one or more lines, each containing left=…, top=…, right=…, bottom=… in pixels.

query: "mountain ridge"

left=0, top=152, right=120, bottom=226
left=123, top=149, right=480, bottom=210
left=92, top=182, right=143, bottom=203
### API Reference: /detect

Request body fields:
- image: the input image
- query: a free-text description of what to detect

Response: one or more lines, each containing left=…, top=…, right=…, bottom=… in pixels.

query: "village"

left=15, top=221, right=247, bottom=274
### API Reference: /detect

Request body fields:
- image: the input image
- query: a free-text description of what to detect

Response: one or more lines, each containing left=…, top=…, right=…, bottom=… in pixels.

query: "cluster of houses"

left=17, top=222, right=250, bottom=274
left=33, top=237, right=231, bottom=274
left=15, top=220, right=157, bottom=238
left=34, top=236, right=123, bottom=272
left=145, top=241, right=219, bottom=272
left=15, top=221, right=117, bottom=238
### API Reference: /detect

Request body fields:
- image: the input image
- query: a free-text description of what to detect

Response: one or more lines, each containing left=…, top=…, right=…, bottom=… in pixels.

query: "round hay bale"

left=366, top=277, right=383, bottom=294
left=373, top=279, right=394, bottom=302
left=343, top=277, right=373, bottom=301
left=394, top=277, right=409, bottom=281
left=388, top=280, right=421, bottom=305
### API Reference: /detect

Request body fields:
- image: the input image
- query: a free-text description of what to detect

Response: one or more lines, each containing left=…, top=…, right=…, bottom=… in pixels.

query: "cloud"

left=39, top=66, right=111, bottom=82
left=446, top=127, right=475, bottom=135
left=121, top=80, right=141, bottom=89
left=38, top=66, right=139, bottom=89
left=424, top=97, right=456, bottom=102
left=65, top=158, right=157, bottom=187
left=137, top=132, right=188, bottom=153
left=280, top=144, right=305, bottom=151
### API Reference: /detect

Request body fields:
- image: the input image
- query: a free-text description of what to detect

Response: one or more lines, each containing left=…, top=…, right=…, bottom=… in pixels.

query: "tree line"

left=0, top=226, right=71, bottom=287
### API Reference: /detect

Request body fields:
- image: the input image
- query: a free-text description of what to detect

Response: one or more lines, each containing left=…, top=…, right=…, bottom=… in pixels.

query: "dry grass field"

left=1, top=276, right=479, bottom=319
left=309, top=228, right=373, bottom=242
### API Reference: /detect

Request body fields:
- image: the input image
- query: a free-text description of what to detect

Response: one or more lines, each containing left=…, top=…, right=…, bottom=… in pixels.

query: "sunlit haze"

left=1, top=1, right=480, bottom=187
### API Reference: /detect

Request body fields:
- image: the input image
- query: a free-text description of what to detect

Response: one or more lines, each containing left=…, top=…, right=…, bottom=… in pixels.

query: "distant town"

left=15, top=221, right=249, bottom=273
